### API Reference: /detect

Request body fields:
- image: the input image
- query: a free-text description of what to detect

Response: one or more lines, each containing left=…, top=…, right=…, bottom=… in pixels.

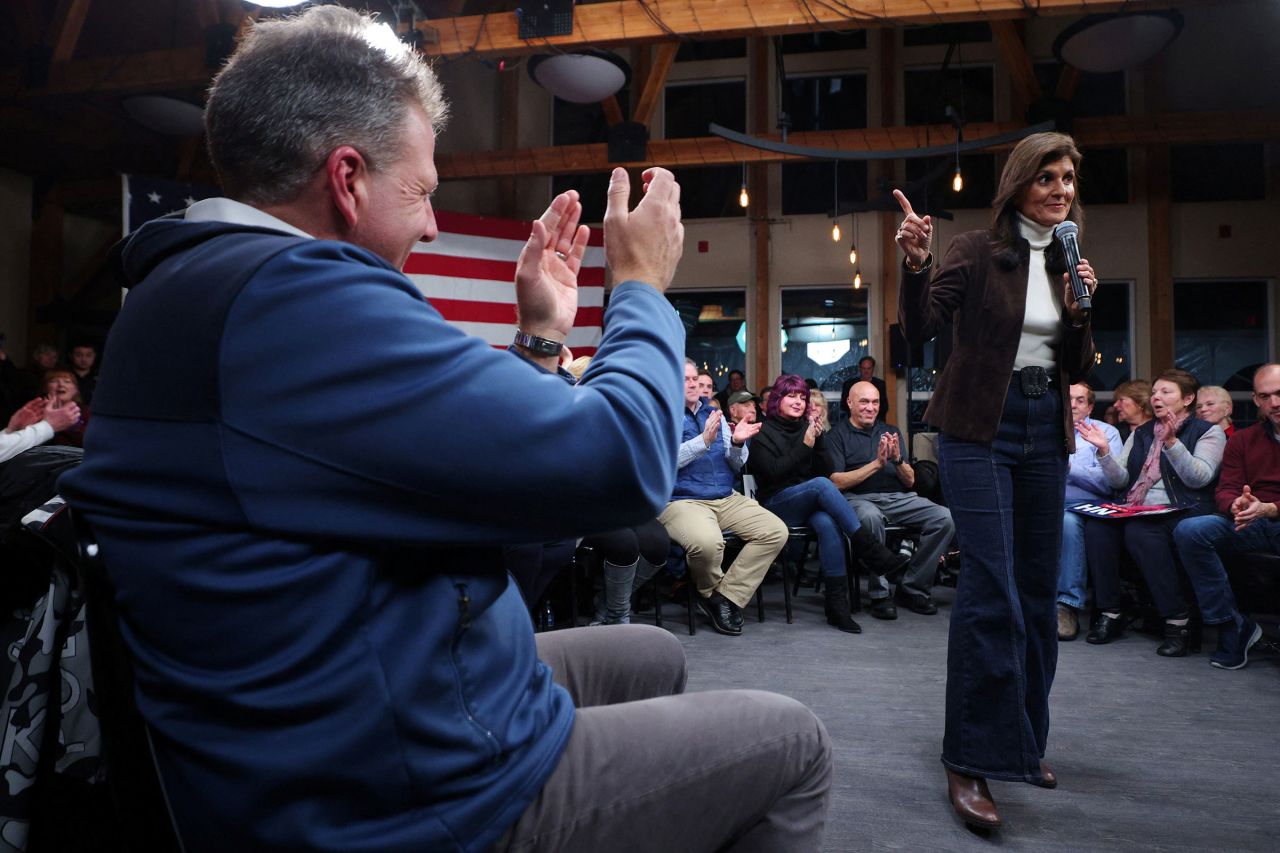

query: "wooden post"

left=748, top=38, right=771, bottom=391
left=1146, top=144, right=1174, bottom=371
left=878, top=29, right=900, bottom=425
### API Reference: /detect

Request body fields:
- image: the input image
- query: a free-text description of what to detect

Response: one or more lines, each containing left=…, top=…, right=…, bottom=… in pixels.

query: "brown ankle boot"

left=946, top=768, right=1001, bottom=828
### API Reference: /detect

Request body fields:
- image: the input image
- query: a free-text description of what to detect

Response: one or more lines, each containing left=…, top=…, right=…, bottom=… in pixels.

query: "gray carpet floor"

left=666, top=580, right=1280, bottom=852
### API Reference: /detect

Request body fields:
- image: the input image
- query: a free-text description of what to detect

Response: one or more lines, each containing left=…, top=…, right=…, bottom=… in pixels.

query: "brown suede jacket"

left=898, top=229, right=1095, bottom=452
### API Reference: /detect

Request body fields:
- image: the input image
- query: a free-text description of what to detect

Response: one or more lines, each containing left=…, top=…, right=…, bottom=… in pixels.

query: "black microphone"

left=1053, top=220, right=1090, bottom=312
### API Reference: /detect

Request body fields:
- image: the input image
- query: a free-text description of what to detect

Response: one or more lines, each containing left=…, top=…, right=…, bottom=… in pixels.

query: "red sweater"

left=1215, top=421, right=1280, bottom=513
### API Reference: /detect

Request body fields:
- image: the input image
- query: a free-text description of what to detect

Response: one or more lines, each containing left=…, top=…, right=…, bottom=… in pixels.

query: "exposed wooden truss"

left=436, top=110, right=1280, bottom=180
left=419, top=0, right=1185, bottom=59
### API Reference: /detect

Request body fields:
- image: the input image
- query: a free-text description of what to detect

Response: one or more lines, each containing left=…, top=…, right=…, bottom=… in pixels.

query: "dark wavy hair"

left=765, top=374, right=811, bottom=420
left=990, top=132, right=1084, bottom=273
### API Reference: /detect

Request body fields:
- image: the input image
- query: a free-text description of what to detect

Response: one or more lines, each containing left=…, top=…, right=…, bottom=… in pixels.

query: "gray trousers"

left=844, top=491, right=955, bottom=598
left=495, top=625, right=832, bottom=853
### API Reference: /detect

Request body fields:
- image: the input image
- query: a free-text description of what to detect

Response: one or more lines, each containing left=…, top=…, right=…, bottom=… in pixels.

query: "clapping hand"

left=5, top=398, right=45, bottom=433
left=802, top=419, right=820, bottom=448
left=514, top=189, right=590, bottom=342
left=701, top=409, right=722, bottom=448
left=1076, top=418, right=1111, bottom=454
left=732, top=417, right=762, bottom=445
left=42, top=397, right=80, bottom=433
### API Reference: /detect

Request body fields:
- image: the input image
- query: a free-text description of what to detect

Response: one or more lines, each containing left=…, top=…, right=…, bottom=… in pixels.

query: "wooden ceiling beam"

left=5, top=0, right=1198, bottom=99
left=419, top=0, right=1185, bottom=59
left=2, top=45, right=209, bottom=99
left=435, top=110, right=1280, bottom=180
left=990, top=20, right=1041, bottom=114
left=47, top=0, right=93, bottom=63
left=632, top=42, right=679, bottom=128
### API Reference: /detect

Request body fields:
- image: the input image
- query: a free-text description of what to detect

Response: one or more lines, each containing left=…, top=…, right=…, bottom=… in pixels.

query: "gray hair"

left=205, top=4, right=449, bottom=206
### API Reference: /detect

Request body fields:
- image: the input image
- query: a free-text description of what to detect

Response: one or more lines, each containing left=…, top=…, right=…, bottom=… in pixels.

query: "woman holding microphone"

left=895, top=132, right=1098, bottom=829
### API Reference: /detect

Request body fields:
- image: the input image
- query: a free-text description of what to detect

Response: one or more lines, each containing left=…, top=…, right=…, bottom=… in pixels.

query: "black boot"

left=1156, top=620, right=1193, bottom=657
left=851, top=527, right=911, bottom=584
left=823, top=583, right=862, bottom=634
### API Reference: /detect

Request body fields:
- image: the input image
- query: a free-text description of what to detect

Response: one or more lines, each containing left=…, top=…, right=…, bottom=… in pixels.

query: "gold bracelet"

left=904, top=253, right=930, bottom=273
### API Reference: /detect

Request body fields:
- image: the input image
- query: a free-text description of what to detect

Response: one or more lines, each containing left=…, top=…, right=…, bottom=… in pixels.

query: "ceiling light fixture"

left=1053, top=11, right=1184, bottom=73
left=738, top=163, right=750, bottom=208
left=528, top=49, right=631, bottom=104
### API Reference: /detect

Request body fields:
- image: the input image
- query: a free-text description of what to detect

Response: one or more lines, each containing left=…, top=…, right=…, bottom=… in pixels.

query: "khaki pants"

left=659, top=493, right=788, bottom=608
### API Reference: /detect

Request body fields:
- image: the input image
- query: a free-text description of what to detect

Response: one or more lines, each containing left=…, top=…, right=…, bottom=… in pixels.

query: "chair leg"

left=686, top=577, right=697, bottom=635
left=781, top=555, right=793, bottom=624
left=756, top=580, right=766, bottom=622
left=652, top=574, right=663, bottom=628
left=845, top=534, right=862, bottom=613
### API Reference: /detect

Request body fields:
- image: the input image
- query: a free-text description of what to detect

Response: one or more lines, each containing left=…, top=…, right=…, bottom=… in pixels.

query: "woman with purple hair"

left=748, top=374, right=910, bottom=633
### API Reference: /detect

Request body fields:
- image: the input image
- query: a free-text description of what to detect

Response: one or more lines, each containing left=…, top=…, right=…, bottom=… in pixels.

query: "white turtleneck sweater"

left=1013, top=212, right=1063, bottom=370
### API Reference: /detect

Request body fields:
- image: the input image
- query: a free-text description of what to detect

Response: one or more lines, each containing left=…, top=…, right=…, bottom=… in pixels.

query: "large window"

left=779, top=287, right=870, bottom=396
left=550, top=92, right=631, bottom=223
left=1089, top=280, right=1134, bottom=395
left=903, top=65, right=995, bottom=210
left=665, top=80, right=747, bottom=219
left=1175, top=279, right=1271, bottom=386
left=667, top=290, right=748, bottom=390
left=780, top=73, right=869, bottom=215
left=1171, top=144, right=1266, bottom=203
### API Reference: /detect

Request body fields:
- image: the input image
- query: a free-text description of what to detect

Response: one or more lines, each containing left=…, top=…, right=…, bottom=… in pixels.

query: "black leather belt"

left=1013, top=366, right=1057, bottom=398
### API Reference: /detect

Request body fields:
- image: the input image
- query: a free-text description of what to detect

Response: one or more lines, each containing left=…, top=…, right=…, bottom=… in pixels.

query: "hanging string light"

left=830, top=162, right=841, bottom=242
left=738, top=162, right=750, bottom=208
left=853, top=269, right=863, bottom=289
left=848, top=213, right=858, bottom=265
left=952, top=133, right=964, bottom=193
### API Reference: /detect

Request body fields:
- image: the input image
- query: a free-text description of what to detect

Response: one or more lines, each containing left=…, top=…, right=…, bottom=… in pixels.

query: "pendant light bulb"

left=738, top=183, right=750, bottom=208
left=951, top=166, right=964, bottom=193
left=848, top=245, right=858, bottom=265
left=831, top=220, right=841, bottom=242
left=853, top=270, right=862, bottom=289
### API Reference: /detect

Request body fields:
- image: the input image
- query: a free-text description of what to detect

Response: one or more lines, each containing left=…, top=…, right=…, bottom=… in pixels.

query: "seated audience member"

left=1108, top=378, right=1153, bottom=444
left=760, top=386, right=773, bottom=414
left=696, top=369, right=715, bottom=401
left=15, top=344, right=58, bottom=403
left=59, top=9, right=832, bottom=851
left=1172, top=363, right=1280, bottom=669
left=809, top=389, right=831, bottom=434
left=1079, top=368, right=1226, bottom=655
left=585, top=520, right=671, bottom=625
left=42, top=370, right=89, bottom=447
left=660, top=359, right=787, bottom=635
left=1195, top=385, right=1234, bottom=439
left=0, top=395, right=81, bottom=464
left=839, top=355, right=888, bottom=420
left=1058, top=383, right=1122, bottom=640
left=715, top=368, right=747, bottom=411
left=826, top=381, right=955, bottom=619
left=69, top=342, right=99, bottom=405
left=748, top=375, right=911, bottom=634
left=726, top=389, right=759, bottom=426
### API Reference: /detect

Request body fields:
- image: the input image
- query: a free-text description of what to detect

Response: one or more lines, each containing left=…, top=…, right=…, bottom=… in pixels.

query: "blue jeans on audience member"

left=763, top=477, right=861, bottom=578
left=937, top=383, right=1066, bottom=783
left=1057, top=511, right=1088, bottom=611
left=1173, top=514, right=1280, bottom=624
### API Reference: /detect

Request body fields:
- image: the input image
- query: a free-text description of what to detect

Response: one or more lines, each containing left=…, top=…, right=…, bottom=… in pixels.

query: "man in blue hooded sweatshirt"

left=60, top=6, right=830, bottom=852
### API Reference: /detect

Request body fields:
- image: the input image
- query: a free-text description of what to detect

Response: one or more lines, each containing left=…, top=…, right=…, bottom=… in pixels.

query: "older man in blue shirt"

left=1058, top=383, right=1122, bottom=639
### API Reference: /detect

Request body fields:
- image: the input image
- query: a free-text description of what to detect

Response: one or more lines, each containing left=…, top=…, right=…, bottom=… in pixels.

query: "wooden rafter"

left=436, top=111, right=1280, bottom=180
left=4, top=0, right=1199, bottom=99
left=419, top=0, right=1185, bottom=60
left=990, top=20, right=1041, bottom=113
left=632, top=42, right=679, bottom=128
left=47, top=0, right=93, bottom=63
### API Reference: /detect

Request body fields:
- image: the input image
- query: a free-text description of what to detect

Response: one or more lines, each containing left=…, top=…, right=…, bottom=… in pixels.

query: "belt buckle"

left=1017, top=366, right=1049, bottom=399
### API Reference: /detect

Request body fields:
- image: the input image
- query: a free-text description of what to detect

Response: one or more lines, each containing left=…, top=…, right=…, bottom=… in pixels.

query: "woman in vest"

left=895, top=132, right=1098, bottom=829
left=1078, top=367, right=1225, bottom=654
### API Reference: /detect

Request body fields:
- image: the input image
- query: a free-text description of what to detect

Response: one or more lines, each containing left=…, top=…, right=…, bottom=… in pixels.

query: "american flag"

left=404, top=210, right=604, bottom=356
left=124, top=175, right=604, bottom=355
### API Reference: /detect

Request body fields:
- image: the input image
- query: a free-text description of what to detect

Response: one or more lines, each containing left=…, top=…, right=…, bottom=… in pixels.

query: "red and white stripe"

left=404, top=210, right=605, bottom=356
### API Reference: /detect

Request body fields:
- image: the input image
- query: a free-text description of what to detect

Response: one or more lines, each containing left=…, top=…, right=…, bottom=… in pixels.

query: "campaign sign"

left=1067, top=501, right=1186, bottom=520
